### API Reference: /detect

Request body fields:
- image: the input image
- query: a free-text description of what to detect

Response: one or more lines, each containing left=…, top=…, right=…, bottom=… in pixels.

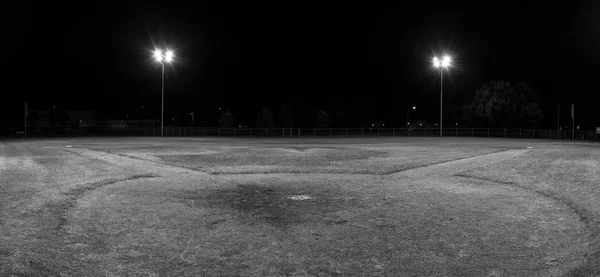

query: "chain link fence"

left=5, top=120, right=598, bottom=142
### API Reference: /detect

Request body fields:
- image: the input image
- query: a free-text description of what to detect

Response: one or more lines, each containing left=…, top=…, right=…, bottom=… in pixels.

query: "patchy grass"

left=1, top=138, right=598, bottom=276
left=455, top=147, right=600, bottom=276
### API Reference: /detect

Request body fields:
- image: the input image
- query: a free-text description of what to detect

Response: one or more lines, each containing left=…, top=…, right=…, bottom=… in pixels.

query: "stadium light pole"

left=153, top=48, right=175, bottom=136
left=432, top=55, right=451, bottom=136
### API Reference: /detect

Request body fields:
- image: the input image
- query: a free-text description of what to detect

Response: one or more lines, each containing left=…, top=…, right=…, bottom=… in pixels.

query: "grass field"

left=1, top=137, right=598, bottom=276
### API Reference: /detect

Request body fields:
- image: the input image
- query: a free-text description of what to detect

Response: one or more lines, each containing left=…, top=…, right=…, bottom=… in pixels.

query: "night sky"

left=5, top=1, right=599, bottom=128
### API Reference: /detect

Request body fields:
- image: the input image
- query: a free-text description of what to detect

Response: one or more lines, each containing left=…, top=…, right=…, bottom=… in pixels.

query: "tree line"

left=217, top=80, right=544, bottom=128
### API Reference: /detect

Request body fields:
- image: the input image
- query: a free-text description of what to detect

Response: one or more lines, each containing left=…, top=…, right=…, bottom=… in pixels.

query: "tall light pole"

left=153, top=48, right=175, bottom=136
left=432, top=55, right=452, bottom=136
left=406, top=106, right=416, bottom=126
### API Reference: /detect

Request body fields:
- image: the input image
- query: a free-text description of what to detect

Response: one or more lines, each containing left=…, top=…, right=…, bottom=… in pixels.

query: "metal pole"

left=440, top=68, right=443, bottom=137
left=406, top=107, right=409, bottom=126
left=161, top=63, right=165, bottom=136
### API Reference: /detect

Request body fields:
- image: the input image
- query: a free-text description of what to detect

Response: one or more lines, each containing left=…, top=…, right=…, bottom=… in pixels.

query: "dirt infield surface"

left=1, top=137, right=598, bottom=276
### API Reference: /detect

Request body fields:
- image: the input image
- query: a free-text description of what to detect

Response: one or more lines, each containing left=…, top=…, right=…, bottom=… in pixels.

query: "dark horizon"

left=4, top=1, right=599, bottom=129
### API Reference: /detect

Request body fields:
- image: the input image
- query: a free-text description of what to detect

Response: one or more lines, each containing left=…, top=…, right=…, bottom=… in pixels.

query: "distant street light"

left=432, top=55, right=452, bottom=136
left=153, top=48, right=175, bottom=136
left=406, top=106, right=416, bottom=126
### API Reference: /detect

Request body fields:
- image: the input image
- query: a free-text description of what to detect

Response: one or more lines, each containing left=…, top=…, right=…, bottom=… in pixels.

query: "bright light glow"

left=432, top=57, right=440, bottom=68
left=153, top=49, right=163, bottom=62
left=153, top=48, right=175, bottom=63
left=165, top=50, right=174, bottom=63
left=412, top=106, right=416, bottom=110
left=442, top=55, right=451, bottom=67
left=432, top=55, right=452, bottom=68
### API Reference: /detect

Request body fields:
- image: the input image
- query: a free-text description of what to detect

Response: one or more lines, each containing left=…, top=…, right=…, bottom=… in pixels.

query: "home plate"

left=287, top=195, right=313, bottom=200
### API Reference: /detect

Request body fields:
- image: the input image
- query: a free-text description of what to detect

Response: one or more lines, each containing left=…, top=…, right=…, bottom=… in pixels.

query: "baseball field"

left=1, top=137, right=598, bottom=276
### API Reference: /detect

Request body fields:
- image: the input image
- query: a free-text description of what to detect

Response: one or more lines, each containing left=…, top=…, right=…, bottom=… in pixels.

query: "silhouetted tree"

left=219, top=109, right=235, bottom=127
left=255, top=108, right=274, bottom=128
left=463, top=81, right=543, bottom=128
left=277, top=104, right=293, bottom=128
left=315, top=110, right=332, bottom=128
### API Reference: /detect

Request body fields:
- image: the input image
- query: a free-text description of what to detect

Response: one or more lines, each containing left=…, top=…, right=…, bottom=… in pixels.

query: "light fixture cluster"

left=153, top=48, right=175, bottom=63
left=432, top=55, right=451, bottom=68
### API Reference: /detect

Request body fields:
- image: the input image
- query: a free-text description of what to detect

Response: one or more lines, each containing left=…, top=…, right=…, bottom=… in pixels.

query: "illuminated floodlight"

left=432, top=56, right=441, bottom=68
left=442, top=55, right=451, bottom=67
left=433, top=55, right=451, bottom=68
left=165, top=50, right=174, bottom=63
left=153, top=48, right=175, bottom=63
left=153, top=49, right=163, bottom=62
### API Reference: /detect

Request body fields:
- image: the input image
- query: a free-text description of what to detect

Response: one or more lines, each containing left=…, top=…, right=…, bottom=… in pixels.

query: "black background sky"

left=4, top=1, right=599, bottom=128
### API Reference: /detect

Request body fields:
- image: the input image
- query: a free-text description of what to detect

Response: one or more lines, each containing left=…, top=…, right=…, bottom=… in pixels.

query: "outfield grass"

left=0, top=137, right=598, bottom=276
